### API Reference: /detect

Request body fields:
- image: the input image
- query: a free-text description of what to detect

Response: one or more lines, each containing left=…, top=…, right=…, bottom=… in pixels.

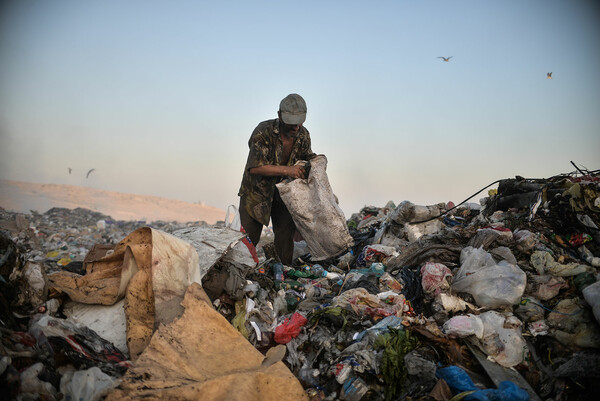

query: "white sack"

left=172, top=226, right=246, bottom=279
left=276, top=155, right=354, bottom=261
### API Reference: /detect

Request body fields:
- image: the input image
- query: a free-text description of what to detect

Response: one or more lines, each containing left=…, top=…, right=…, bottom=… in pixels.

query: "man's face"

left=278, top=111, right=302, bottom=136
left=281, top=121, right=302, bottom=136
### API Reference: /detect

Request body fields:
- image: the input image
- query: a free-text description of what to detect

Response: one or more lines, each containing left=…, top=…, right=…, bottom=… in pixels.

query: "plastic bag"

left=473, top=311, right=525, bottom=367
left=436, top=365, right=529, bottom=401
left=274, top=312, right=308, bottom=344
left=225, top=204, right=241, bottom=231
left=60, top=367, right=117, bottom=401
left=442, top=314, right=484, bottom=338
left=583, top=280, right=600, bottom=324
left=452, top=246, right=526, bottom=308
left=276, top=155, right=354, bottom=261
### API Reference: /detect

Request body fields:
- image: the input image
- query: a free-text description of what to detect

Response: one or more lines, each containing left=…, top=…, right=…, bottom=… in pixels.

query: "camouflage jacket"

left=238, top=118, right=315, bottom=226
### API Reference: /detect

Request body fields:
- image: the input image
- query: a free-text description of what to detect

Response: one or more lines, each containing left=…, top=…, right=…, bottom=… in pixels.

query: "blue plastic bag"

left=436, top=365, right=529, bottom=401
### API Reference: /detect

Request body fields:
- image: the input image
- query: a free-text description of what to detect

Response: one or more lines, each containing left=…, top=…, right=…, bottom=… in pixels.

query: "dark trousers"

left=239, top=189, right=296, bottom=265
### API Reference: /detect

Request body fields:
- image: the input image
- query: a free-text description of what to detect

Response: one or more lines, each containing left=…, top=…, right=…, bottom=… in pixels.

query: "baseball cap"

left=279, top=94, right=307, bottom=125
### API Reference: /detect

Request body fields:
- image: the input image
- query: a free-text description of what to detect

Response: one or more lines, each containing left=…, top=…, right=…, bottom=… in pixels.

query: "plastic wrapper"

left=530, top=250, right=589, bottom=277
left=333, top=288, right=405, bottom=318
left=274, top=313, right=308, bottom=344
left=420, top=262, right=452, bottom=295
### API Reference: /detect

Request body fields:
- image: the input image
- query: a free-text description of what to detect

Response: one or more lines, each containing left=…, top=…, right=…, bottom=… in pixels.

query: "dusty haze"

left=0, top=180, right=226, bottom=224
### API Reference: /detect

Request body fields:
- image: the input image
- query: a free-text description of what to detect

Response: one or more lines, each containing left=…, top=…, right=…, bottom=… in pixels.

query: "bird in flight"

left=547, top=72, right=552, bottom=79
left=68, top=167, right=72, bottom=174
left=438, top=56, right=453, bottom=62
left=86, top=168, right=95, bottom=178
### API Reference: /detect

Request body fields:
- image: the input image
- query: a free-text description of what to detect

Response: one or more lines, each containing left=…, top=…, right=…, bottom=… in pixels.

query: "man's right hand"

left=286, top=165, right=306, bottom=179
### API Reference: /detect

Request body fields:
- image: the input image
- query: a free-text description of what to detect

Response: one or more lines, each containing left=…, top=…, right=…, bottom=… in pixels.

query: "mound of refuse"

left=1, top=170, right=599, bottom=401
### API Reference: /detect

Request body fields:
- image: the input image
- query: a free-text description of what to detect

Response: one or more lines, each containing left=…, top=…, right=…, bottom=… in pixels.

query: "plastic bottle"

left=271, top=262, right=284, bottom=281
left=304, top=284, right=328, bottom=299
left=310, top=264, right=325, bottom=278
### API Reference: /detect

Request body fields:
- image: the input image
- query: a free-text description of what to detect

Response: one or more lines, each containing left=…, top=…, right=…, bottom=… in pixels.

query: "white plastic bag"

left=452, top=246, right=526, bottom=308
left=61, top=367, right=118, bottom=401
left=276, top=155, right=354, bottom=261
left=225, top=204, right=242, bottom=231
left=443, top=314, right=484, bottom=338
left=473, top=311, right=525, bottom=367
left=583, top=280, right=600, bottom=324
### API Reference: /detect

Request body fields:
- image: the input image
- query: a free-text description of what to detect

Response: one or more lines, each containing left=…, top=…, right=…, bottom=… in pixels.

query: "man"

left=238, top=93, right=316, bottom=265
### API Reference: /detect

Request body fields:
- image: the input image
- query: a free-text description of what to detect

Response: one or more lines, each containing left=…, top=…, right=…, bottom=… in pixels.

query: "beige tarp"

left=48, top=227, right=200, bottom=360
left=106, top=283, right=308, bottom=401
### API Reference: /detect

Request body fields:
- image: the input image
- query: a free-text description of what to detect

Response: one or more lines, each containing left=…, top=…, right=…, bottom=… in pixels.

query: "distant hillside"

left=0, top=179, right=225, bottom=224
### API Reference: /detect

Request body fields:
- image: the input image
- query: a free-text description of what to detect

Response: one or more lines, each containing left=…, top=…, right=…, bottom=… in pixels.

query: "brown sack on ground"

left=106, top=282, right=309, bottom=401
left=48, top=227, right=201, bottom=360
left=47, top=228, right=152, bottom=305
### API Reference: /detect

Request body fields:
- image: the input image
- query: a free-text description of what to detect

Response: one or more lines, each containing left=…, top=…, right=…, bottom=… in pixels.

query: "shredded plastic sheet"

left=276, top=155, right=354, bottom=261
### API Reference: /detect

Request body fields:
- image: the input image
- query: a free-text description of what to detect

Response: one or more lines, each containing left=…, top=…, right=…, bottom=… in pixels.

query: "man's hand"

left=286, top=165, right=306, bottom=179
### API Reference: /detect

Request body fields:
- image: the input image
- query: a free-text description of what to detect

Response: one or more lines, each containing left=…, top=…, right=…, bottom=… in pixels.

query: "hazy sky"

left=1, top=0, right=599, bottom=217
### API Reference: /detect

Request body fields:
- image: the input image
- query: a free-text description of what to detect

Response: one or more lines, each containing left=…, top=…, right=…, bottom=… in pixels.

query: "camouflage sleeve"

left=246, top=128, right=273, bottom=171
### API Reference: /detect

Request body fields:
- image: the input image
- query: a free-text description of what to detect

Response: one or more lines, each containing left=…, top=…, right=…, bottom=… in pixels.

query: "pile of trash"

left=1, top=170, right=600, bottom=401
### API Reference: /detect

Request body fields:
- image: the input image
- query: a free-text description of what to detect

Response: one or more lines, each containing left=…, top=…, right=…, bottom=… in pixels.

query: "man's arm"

left=249, top=164, right=306, bottom=179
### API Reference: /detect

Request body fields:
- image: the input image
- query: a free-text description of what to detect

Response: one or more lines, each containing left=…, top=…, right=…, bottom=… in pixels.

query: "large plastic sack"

left=452, top=246, right=526, bottom=308
left=171, top=226, right=247, bottom=279
left=436, top=365, right=529, bottom=401
left=583, top=280, right=600, bottom=324
left=276, top=155, right=354, bottom=261
left=105, top=283, right=308, bottom=401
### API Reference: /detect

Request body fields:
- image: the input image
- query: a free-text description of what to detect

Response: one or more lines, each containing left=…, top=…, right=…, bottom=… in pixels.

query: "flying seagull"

left=547, top=72, right=552, bottom=79
left=86, top=168, right=95, bottom=178
left=438, top=56, right=453, bottom=62
left=68, top=167, right=72, bottom=174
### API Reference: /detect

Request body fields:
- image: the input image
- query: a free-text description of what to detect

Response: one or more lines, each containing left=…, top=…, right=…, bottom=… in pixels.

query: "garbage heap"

left=1, top=172, right=600, bottom=401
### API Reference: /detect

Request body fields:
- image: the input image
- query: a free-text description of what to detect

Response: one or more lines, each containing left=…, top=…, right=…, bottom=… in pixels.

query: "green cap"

left=279, top=93, right=307, bottom=125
